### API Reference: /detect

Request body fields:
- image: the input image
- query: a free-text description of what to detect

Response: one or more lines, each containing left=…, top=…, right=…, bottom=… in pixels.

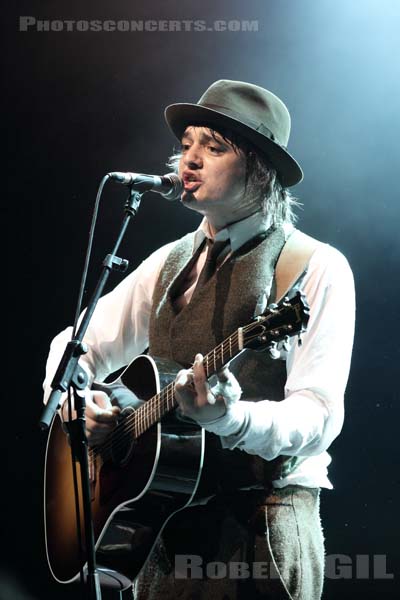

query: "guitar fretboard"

left=133, top=329, right=242, bottom=437
left=88, top=292, right=307, bottom=464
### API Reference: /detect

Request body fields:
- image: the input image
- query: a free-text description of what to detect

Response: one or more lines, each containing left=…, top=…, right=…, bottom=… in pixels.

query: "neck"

left=206, top=208, right=264, bottom=237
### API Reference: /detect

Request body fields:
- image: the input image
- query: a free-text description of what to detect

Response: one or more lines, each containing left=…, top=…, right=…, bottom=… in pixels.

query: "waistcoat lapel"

left=148, top=226, right=300, bottom=487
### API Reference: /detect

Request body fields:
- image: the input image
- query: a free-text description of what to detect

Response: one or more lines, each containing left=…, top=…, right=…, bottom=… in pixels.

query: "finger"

left=86, top=418, right=115, bottom=433
left=175, top=368, right=194, bottom=390
left=174, top=369, right=195, bottom=414
left=216, top=366, right=230, bottom=383
left=85, top=393, right=120, bottom=423
left=193, top=354, right=208, bottom=396
left=206, top=385, right=216, bottom=405
left=90, top=407, right=120, bottom=423
left=92, top=391, right=113, bottom=410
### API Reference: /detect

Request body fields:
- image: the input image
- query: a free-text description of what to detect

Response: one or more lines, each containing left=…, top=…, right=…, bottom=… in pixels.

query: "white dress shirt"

left=44, top=213, right=355, bottom=490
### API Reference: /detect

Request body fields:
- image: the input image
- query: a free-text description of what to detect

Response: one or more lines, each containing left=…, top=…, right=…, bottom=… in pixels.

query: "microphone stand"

left=39, top=187, right=143, bottom=599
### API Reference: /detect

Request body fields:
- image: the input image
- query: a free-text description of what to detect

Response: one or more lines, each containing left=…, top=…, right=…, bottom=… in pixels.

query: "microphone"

left=108, top=171, right=183, bottom=201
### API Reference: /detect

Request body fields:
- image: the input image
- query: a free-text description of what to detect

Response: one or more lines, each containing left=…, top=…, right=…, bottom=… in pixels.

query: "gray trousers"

left=132, top=485, right=325, bottom=600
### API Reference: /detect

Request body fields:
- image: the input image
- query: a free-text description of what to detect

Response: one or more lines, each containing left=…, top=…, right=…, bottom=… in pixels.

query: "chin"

left=182, top=195, right=210, bottom=216
left=182, top=190, right=205, bottom=204
left=181, top=192, right=195, bottom=204
left=181, top=194, right=200, bottom=210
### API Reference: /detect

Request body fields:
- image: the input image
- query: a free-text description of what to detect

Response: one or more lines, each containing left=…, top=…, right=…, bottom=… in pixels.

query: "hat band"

left=199, top=102, right=282, bottom=145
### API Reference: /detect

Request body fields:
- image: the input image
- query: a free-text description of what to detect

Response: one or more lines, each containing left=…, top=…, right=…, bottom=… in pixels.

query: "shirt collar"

left=193, top=211, right=273, bottom=253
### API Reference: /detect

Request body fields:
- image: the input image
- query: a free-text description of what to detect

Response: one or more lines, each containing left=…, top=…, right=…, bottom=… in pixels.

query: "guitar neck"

left=134, top=331, right=242, bottom=437
left=131, top=291, right=308, bottom=438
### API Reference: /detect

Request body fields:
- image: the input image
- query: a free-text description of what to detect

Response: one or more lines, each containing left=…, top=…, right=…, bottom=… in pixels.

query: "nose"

left=182, top=143, right=203, bottom=169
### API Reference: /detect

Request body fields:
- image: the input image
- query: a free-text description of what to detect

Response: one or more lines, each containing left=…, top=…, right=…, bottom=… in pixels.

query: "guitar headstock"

left=241, top=291, right=310, bottom=352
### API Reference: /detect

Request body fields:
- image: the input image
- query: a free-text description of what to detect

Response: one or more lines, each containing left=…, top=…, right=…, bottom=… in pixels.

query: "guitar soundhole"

left=111, top=406, right=136, bottom=467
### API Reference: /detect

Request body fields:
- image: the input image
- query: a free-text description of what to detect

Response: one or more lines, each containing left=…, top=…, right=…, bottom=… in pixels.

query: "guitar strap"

left=271, top=228, right=322, bottom=303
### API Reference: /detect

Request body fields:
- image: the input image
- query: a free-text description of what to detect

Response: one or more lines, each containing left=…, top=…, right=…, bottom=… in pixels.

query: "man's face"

left=178, top=126, right=255, bottom=228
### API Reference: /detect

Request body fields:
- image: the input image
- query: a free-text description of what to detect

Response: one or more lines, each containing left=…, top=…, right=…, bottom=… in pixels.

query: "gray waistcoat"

left=148, top=226, right=298, bottom=487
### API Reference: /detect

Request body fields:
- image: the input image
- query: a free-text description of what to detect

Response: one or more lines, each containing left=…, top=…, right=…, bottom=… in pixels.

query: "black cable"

left=72, top=174, right=111, bottom=338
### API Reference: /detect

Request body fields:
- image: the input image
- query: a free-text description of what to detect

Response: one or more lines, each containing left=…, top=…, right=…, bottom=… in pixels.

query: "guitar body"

left=44, top=292, right=309, bottom=584
left=44, top=354, right=204, bottom=583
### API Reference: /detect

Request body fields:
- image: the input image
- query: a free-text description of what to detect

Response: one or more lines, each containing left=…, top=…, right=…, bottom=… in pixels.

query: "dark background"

left=3, top=1, right=399, bottom=598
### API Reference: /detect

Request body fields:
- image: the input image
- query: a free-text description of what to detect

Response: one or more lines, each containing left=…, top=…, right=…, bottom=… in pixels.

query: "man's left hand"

left=174, top=353, right=241, bottom=424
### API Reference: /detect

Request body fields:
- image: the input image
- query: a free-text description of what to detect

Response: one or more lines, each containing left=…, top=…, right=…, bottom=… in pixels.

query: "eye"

left=180, top=143, right=191, bottom=152
left=207, top=145, right=223, bottom=154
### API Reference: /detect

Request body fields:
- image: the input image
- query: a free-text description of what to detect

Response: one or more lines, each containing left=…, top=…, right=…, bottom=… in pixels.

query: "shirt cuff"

left=195, top=400, right=249, bottom=437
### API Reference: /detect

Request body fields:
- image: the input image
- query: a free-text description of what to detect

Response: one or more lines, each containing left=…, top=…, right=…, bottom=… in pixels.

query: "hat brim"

left=165, top=103, right=303, bottom=187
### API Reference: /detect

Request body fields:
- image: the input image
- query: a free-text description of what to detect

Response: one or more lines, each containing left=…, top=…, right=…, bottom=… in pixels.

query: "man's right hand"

left=61, top=390, right=120, bottom=446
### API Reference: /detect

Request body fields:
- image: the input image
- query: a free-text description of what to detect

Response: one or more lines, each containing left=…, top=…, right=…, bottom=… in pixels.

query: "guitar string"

left=107, top=331, right=238, bottom=441
left=87, top=308, right=297, bottom=463
left=109, top=327, right=242, bottom=438
left=88, top=307, right=292, bottom=465
left=125, top=307, right=291, bottom=442
left=87, top=312, right=292, bottom=463
left=88, top=331, right=241, bottom=462
left=87, top=329, right=243, bottom=462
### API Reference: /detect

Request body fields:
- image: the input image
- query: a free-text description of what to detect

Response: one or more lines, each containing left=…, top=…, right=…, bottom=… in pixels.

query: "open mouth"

left=183, top=181, right=201, bottom=192
left=182, top=172, right=202, bottom=192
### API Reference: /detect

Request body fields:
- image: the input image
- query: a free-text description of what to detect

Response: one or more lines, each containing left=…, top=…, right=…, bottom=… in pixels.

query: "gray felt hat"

left=165, top=79, right=303, bottom=187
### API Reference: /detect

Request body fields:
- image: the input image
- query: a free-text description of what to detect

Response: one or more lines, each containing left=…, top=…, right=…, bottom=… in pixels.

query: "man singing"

left=44, top=79, right=355, bottom=599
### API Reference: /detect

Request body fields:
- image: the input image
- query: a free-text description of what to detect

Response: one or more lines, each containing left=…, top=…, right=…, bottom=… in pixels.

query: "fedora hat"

left=164, top=79, right=303, bottom=187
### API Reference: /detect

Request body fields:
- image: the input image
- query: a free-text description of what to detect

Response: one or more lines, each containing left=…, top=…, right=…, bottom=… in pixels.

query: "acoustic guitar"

left=44, top=291, right=309, bottom=583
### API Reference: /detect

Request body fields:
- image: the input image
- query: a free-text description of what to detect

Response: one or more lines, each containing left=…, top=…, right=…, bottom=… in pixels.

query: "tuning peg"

left=282, top=336, right=291, bottom=352
left=268, top=342, right=280, bottom=359
left=267, top=302, right=278, bottom=312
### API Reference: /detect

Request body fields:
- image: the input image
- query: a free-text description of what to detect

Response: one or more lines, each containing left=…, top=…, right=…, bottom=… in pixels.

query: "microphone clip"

left=124, top=187, right=143, bottom=217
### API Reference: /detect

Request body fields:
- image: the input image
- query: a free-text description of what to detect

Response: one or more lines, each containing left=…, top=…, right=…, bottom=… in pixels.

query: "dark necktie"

left=192, top=237, right=229, bottom=296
